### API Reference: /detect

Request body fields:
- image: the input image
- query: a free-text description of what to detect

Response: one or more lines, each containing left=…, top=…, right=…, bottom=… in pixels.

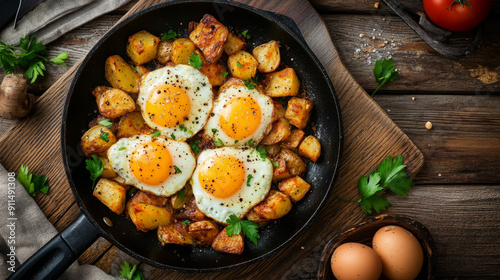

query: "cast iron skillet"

left=8, top=1, right=342, bottom=279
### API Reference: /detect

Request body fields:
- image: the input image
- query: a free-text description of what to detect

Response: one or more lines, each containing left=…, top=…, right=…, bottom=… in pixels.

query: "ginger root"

left=0, top=74, right=35, bottom=119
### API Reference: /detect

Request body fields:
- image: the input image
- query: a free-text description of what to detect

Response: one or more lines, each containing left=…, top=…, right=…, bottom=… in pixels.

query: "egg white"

left=137, top=64, right=213, bottom=141
left=191, top=147, right=273, bottom=223
left=107, top=135, right=195, bottom=197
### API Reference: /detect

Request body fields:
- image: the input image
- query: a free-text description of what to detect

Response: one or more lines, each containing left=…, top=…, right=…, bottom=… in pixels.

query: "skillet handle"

left=7, top=214, right=99, bottom=280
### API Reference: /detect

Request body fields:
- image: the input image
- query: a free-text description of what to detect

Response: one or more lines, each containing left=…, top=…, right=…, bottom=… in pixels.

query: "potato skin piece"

left=81, top=125, right=117, bottom=156
left=158, top=222, right=194, bottom=245
left=285, top=97, right=314, bottom=129
left=278, top=176, right=311, bottom=202
left=188, top=220, right=220, bottom=246
left=93, top=178, right=126, bottom=214
left=116, top=111, right=154, bottom=139
left=298, top=135, right=321, bottom=162
left=171, top=38, right=197, bottom=65
left=126, top=30, right=160, bottom=65
left=224, top=33, right=246, bottom=55
left=127, top=190, right=169, bottom=208
left=227, top=51, right=258, bottom=81
left=104, top=55, right=140, bottom=94
left=127, top=203, right=173, bottom=232
left=170, top=185, right=193, bottom=210
left=263, top=68, right=300, bottom=97
left=261, top=117, right=292, bottom=145
left=252, top=40, right=280, bottom=73
left=156, top=39, right=174, bottom=64
left=99, top=156, right=117, bottom=178
left=266, top=143, right=282, bottom=158
left=94, top=88, right=135, bottom=119
left=253, top=190, right=292, bottom=220
left=189, top=14, right=229, bottom=63
left=246, top=208, right=270, bottom=227
left=272, top=156, right=293, bottom=182
left=281, top=129, right=305, bottom=150
left=174, top=197, right=207, bottom=221
left=279, top=148, right=306, bottom=176
left=201, top=62, right=228, bottom=87
left=212, top=228, right=244, bottom=255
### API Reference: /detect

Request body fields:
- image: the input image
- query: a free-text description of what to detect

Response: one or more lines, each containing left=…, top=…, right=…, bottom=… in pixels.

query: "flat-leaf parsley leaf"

left=226, top=214, right=260, bottom=245
left=17, top=165, right=49, bottom=196
left=372, top=58, right=398, bottom=96
left=189, top=53, right=203, bottom=69
left=85, top=155, right=103, bottom=188
left=161, top=29, right=178, bottom=40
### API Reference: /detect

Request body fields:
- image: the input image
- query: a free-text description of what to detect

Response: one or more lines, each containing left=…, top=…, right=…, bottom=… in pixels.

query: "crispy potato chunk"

left=278, top=176, right=311, bottom=202
left=93, top=178, right=126, bottom=214
left=298, top=135, right=321, bottom=162
left=156, top=39, right=174, bottom=64
left=93, top=87, right=135, bottom=118
left=263, top=68, right=300, bottom=98
left=246, top=208, right=270, bottom=227
left=104, top=55, right=140, bottom=94
left=261, top=117, right=292, bottom=145
left=81, top=125, right=117, bottom=156
left=126, top=30, right=160, bottom=65
left=285, top=97, right=314, bottom=129
left=252, top=40, right=280, bottom=73
left=253, top=190, right=292, bottom=220
left=272, top=148, right=306, bottom=182
left=224, top=33, right=246, bottom=55
left=88, top=113, right=118, bottom=134
left=158, top=222, right=194, bottom=245
left=174, top=197, right=206, bottom=221
left=171, top=38, right=197, bottom=65
left=273, top=100, right=286, bottom=120
left=116, top=112, right=154, bottom=139
left=201, top=62, right=228, bottom=86
left=188, top=220, right=220, bottom=246
left=99, top=156, right=117, bottom=178
left=127, top=203, right=173, bottom=232
left=227, top=51, right=258, bottom=81
left=170, top=185, right=193, bottom=210
left=189, top=14, right=228, bottom=63
left=266, top=143, right=281, bottom=158
left=281, top=129, right=305, bottom=150
left=128, top=191, right=169, bottom=208
left=134, top=65, right=150, bottom=77
left=272, top=156, right=292, bottom=182
left=212, top=228, right=244, bottom=255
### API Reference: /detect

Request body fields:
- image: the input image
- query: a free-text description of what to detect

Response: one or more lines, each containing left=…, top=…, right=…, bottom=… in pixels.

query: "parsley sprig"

left=17, top=165, right=49, bottom=196
left=85, top=155, right=103, bottom=188
left=189, top=53, right=203, bottom=69
left=226, top=214, right=260, bottom=245
left=343, top=155, right=413, bottom=214
left=119, top=261, right=144, bottom=280
left=98, top=119, right=112, bottom=128
left=161, top=29, right=178, bottom=40
left=244, top=77, right=258, bottom=90
left=0, top=35, right=68, bottom=83
left=372, top=58, right=398, bottom=96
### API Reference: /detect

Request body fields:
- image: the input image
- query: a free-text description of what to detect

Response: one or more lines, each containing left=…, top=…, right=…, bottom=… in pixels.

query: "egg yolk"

left=219, top=97, right=261, bottom=140
left=130, top=142, right=172, bottom=185
left=198, top=154, right=245, bottom=198
left=146, top=85, right=191, bottom=128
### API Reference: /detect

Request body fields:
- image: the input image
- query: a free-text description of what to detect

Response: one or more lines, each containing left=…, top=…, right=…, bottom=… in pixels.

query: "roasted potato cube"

left=261, top=117, right=292, bottom=145
left=278, top=176, right=311, bottom=202
left=81, top=125, right=117, bottom=156
left=281, top=129, right=305, bottom=150
left=212, top=228, right=244, bottom=255
left=201, top=62, right=228, bottom=86
left=127, top=203, right=173, bottom=232
left=227, top=51, right=258, bottom=81
left=189, top=14, right=228, bottom=63
left=128, top=191, right=168, bottom=207
left=93, top=178, right=126, bottom=214
left=158, top=222, right=194, bottom=245
left=272, top=148, right=306, bottom=181
left=224, top=33, right=246, bottom=55
left=156, top=39, right=174, bottom=64
left=189, top=220, right=220, bottom=246
left=285, top=97, right=314, bottom=129
left=99, top=156, right=117, bottom=178
left=126, top=30, right=160, bottom=65
left=116, top=112, right=154, bottom=139
left=93, top=87, right=135, bottom=119
left=266, top=143, right=282, bottom=158
left=104, top=55, right=140, bottom=94
left=253, top=190, right=292, bottom=220
left=273, top=100, right=286, bottom=120
left=174, top=197, right=206, bottom=221
left=298, top=135, right=321, bottom=162
left=263, top=68, right=300, bottom=97
left=272, top=156, right=293, bottom=182
left=134, top=65, right=150, bottom=77
left=252, top=40, right=280, bottom=73
left=88, top=113, right=118, bottom=134
left=246, top=208, right=270, bottom=227
left=170, top=185, right=193, bottom=210
left=171, top=38, right=197, bottom=65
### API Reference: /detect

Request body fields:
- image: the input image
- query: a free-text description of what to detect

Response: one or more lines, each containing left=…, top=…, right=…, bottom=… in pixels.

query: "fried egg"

left=137, top=64, right=213, bottom=141
left=107, top=135, right=195, bottom=196
left=191, top=147, right=273, bottom=223
left=204, top=79, right=273, bottom=148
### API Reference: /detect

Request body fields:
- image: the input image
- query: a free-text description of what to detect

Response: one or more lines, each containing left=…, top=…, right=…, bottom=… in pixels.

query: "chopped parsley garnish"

left=222, top=71, right=229, bottom=77
left=152, top=131, right=161, bottom=138
left=236, top=61, right=243, bottom=68
left=244, top=77, right=258, bottom=90
left=190, top=139, right=200, bottom=155
left=99, top=131, right=109, bottom=142
left=85, top=155, right=103, bottom=189
left=271, top=160, right=279, bottom=168
left=247, top=139, right=255, bottom=147
left=161, top=29, right=178, bottom=40
left=246, top=174, right=253, bottom=186
left=294, top=148, right=298, bottom=154
left=188, top=129, right=194, bottom=135
left=174, top=165, right=182, bottom=174
left=182, top=220, right=191, bottom=227
left=17, top=164, right=49, bottom=197
left=241, top=30, right=251, bottom=39
left=214, top=138, right=223, bottom=147
left=130, top=64, right=137, bottom=73
left=212, top=128, right=218, bottom=134
left=179, top=124, right=187, bottom=132
left=234, top=140, right=239, bottom=144
left=188, top=53, right=203, bottom=69
left=177, top=187, right=186, bottom=199
left=226, top=214, right=260, bottom=245
left=119, top=146, right=126, bottom=151
left=256, top=145, right=267, bottom=161
left=98, top=118, right=112, bottom=128
left=170, top=133, right=176, bottom=140
left=128, top=187, right=138, bottom=197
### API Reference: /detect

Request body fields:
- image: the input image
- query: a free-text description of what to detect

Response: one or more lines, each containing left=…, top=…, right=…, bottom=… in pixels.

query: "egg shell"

left=330, top=242, right=382, bottom=280
left=372, top=225, right=424, bottom=280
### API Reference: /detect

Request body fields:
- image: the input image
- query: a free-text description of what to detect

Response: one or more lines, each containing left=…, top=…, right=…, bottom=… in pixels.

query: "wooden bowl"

left=317, top=214, right=436, bottom=280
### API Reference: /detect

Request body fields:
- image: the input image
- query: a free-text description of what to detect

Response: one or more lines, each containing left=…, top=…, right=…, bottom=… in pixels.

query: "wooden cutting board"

left=0, top=0, right=424, bottom=278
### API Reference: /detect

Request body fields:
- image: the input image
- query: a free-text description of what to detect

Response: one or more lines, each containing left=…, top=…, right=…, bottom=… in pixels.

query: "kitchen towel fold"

left=0, top=163, right=114, bottom=279
left=0, top=0, right=132, bottom=45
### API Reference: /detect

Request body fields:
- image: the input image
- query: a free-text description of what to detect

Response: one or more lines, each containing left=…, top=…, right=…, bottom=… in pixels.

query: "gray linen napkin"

left=0, top=0, right=132, bottom=45
left=0, top=163, right=115, bottom=279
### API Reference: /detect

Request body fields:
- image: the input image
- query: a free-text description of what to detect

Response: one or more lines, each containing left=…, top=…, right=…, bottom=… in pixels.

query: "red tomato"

left=423, top=0, right=493, bottom=32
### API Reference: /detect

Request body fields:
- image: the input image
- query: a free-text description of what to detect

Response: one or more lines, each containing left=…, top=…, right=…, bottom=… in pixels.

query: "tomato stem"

left=447, top=0, right=472, bottom=11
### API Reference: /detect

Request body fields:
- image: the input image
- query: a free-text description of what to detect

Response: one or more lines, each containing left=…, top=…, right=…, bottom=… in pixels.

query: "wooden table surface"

left=1, top=0, right=499, bottom=279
